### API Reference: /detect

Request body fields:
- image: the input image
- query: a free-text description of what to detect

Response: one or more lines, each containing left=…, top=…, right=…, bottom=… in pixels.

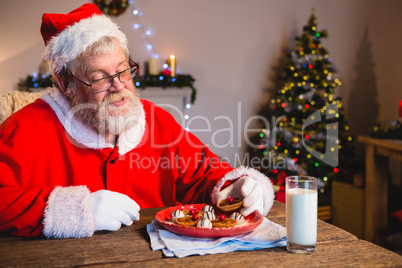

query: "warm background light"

left=1, top=0, right=402, bottom=166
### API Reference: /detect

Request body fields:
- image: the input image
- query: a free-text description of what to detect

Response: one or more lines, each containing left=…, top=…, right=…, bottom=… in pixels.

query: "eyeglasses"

left=71, top=60, right=139, bottom=93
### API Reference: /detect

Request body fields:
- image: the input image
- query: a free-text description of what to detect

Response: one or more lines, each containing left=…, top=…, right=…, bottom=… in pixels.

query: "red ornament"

left=277, top=171, right=287, bottom=186
left=399, top=100, right=402, bottom=118
left=162, top=69, right=171, bottom=75
left=219, top=214, right=225, bottom=221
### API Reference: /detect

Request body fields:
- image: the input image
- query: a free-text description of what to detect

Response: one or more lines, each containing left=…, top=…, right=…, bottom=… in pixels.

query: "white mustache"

left=104, top=90, right=131, bottom=105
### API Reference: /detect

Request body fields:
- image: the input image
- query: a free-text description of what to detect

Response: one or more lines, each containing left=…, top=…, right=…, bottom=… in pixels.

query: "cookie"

left=217, top=198, right=243, bottom=211
left=175, top=216, right=199, bottom=227
left=201, top=205, right=215, bottom=214
left=203, top=211, right=216, bottom=221
left=183, top=209, right=203, bottom=217
left=171, top=209, right=185, bottom=220
left=211, top=219, right=237, bottom=228
left=230, top=212, right=245, bottom=223
left=197, top=218, right=213, bottom=228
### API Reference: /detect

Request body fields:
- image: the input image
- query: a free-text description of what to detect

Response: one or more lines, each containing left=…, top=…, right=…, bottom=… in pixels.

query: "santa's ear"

left=54, top=72, right=70, bottom=95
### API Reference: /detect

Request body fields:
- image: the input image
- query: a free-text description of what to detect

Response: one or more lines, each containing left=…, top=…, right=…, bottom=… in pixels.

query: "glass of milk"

left=286, top=176, right=318, bottom=254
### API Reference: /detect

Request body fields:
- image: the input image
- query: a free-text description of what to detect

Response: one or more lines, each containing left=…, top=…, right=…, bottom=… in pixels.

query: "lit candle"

left=399, top=100, right=402, bottom=118
left=169, top=54, right=176, bottom=77
left=149, top=56, right=159, bottom=75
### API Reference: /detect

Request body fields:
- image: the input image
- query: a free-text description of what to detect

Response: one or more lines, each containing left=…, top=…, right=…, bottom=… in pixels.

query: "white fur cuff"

left=211, top=166, right=275, bottom=216
left=43, top=186, right=95, bottom=238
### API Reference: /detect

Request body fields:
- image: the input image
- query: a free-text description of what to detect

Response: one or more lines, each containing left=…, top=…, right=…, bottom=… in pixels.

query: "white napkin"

left=147, top=217, right=286, bottom=258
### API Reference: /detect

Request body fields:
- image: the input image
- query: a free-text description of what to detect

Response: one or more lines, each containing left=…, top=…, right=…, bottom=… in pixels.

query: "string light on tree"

left=250, top=9, right=355, bottom=205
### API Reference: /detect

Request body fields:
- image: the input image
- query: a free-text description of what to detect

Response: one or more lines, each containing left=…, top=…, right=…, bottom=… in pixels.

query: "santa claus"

left=0, top=3, right=274, bottom=238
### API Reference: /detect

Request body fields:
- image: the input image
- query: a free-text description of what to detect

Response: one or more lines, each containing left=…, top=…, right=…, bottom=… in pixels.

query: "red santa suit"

left=0, top=88, right=274, bottom=238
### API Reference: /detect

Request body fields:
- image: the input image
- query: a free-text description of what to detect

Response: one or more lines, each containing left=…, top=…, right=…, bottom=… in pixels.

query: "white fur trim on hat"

left=42, top=186, right=94, bottom=238
left=211, top=166, right=275, bottom=216
left=44, top=14, right=127, bottom=74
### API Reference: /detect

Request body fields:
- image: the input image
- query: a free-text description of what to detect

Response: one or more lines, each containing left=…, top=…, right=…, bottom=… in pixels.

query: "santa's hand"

left=217, top=176, right=264, bottom=217
left=89, top=190, right=140, bottom=231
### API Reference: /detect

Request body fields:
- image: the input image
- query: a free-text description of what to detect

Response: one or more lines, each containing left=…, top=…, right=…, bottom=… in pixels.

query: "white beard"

left=69, top=88, right=142, bottom=137
left=99, top=93, right=142, bottom=136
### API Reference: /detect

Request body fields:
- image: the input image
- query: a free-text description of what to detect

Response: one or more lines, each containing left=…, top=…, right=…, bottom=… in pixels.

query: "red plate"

left=155, top=204, right=263, bottom=238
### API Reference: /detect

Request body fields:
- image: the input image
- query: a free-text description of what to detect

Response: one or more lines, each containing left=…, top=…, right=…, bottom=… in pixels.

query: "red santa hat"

left=41, top=3, right=127, bottom=74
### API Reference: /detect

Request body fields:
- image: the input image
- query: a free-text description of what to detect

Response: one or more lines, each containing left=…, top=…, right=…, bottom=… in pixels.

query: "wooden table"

left=358, top=136, right=402, bottom=245
left=0, top=201, right=401, bottom=267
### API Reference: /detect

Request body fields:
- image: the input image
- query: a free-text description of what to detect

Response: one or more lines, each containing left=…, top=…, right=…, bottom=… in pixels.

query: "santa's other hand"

left=89, top=190, right=140, bottom=231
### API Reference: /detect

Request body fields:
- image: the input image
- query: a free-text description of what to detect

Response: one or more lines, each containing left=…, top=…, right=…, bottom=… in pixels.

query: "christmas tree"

left=251, top=10, right=354, bottom=204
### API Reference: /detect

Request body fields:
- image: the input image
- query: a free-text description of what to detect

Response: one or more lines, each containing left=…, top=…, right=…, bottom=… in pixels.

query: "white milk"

left=286, top=188, right=318, bottom=245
